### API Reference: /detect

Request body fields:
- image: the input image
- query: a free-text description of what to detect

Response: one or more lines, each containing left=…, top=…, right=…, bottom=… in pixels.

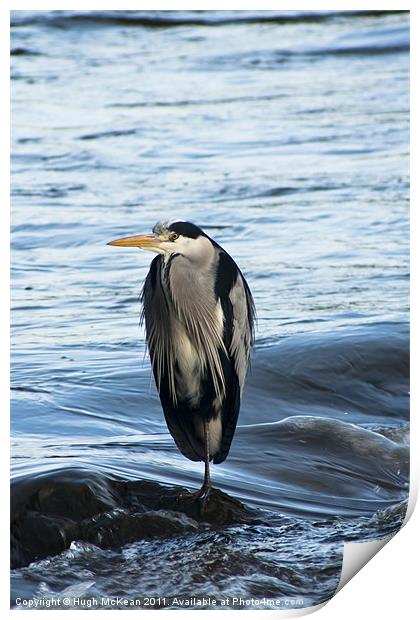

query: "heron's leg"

left=200, top=418, right=212, bottom=498
left=177, top=419, right=212, bottom=504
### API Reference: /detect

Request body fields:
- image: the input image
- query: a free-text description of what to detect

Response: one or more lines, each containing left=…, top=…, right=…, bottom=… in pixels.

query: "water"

left=11, top=10, right=409, bottom=610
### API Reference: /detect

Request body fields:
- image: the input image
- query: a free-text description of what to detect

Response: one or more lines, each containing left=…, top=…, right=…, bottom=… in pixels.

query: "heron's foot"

left=198, top=483, right=212, bottom=514
left=177, top=483, right=212, bottom=513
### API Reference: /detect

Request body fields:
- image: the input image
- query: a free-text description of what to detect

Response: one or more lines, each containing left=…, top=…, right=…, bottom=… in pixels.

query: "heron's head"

left=108, top=220, right=213, bottom=263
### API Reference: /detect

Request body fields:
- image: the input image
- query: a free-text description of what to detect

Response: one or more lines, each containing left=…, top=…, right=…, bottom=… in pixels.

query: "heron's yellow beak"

left=107, top=234, right=161, bottom=249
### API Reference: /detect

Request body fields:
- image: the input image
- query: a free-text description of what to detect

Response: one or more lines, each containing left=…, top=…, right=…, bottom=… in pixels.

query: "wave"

left=78, top=129, right=137, bottom=141
left=10, top=47, right=41, bottom=56
left=11, top=10, right=408, bottom=29
left=230, top=416, right=409, bottom=514
left=211, top=33, right=409, bottom=70
left=243, top=321, right=409, bottom=426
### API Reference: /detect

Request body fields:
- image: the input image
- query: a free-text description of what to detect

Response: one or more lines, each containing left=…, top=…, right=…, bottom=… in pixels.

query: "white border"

left=3, top=2, right=416, bottom=619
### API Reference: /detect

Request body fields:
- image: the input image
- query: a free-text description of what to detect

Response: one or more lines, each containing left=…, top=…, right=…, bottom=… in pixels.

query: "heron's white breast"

left=172, top=323, right=202, bottom=405
left=172, top=294, right=224, bottom=400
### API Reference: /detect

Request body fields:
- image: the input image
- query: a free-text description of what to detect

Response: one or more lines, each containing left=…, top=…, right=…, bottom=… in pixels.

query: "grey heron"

left=108, top=220, right=255, bottom=502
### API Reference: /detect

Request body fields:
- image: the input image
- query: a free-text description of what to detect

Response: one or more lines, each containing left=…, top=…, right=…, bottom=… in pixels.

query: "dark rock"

left=11, top=512, right=80, bottom=568
left=174, top=487, right=253, bottom=525
left=12, top=468, right=119, bottom=520
left=81, top=508, right=199, bottom=548
left=122, top=480, right=254, bottom=526
left=11, top=467, right=257, bottom=570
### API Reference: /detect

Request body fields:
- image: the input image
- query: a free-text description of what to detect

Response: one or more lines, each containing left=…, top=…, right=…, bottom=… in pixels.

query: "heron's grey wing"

left=141, top=255, right=202, bottom=462
left=212, top=251, right=255, bottom=464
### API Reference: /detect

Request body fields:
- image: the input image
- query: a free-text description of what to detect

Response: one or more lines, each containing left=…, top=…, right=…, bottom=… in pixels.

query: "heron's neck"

left=167, top=239, right=218, bottom=305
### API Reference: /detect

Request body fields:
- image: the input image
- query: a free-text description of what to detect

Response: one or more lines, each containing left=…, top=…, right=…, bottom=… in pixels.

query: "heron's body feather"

left=141, top=241, right=254, bottom=464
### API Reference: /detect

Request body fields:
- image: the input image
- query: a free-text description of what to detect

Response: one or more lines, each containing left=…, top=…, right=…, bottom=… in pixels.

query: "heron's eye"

left=169, top=232, right=179, bottom=242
